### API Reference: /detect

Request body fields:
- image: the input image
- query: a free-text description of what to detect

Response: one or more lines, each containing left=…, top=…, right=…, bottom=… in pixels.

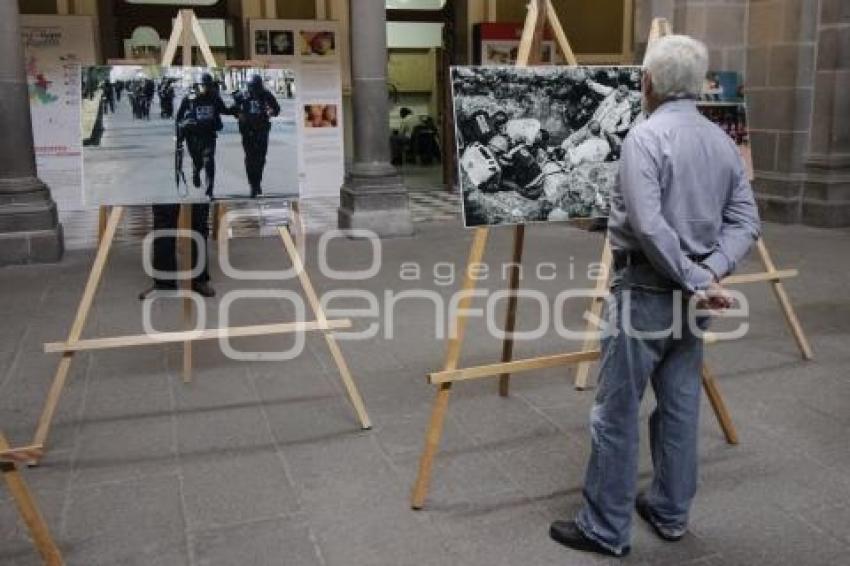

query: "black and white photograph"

left=451, top=65, right=643, bottom=227
left=81, top=65, right=300, bottom=205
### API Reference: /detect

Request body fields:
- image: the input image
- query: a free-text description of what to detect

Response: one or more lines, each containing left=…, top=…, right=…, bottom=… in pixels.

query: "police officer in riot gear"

left=158, top=79, right=176, bottom=119
left=175, top=73, right=232, bottom=198
left=232, top=74, right=280, bottom=197
left=141, top=73, right=231, bottom=300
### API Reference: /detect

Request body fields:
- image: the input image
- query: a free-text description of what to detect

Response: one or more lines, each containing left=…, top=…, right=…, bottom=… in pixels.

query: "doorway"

left=387, top=4, right=453, bottom=192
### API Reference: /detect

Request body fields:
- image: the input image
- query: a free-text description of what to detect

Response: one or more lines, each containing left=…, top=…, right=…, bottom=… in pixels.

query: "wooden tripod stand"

left=410, top=3, right=744, bottom=510
left=0, top=9, right=372, bottom=470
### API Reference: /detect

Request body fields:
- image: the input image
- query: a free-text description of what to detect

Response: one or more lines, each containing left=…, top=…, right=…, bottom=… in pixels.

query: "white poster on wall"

left=250, top=19, right=345, bottom=199
left=20, top=15, right=97, bottom=212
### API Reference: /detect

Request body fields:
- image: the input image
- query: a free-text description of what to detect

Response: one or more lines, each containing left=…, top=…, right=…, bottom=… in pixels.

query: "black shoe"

left=250, top=185, right=262, bottom=198
left=549, top=520, right=630, bottom=558
left=192, top=281, right=215, bottom=298
left=192, top=170, right=201, bottom=188
left=636, top=493, right=685, bottom=542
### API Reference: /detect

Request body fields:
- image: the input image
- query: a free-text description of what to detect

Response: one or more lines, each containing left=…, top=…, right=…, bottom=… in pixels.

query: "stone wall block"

left=747, top=46, right=770, bottom=87
left=784, top=0, right=817, bottom=42
left=750, top=130, right=779, bottom=172
left=749, top=0, right=784, bottom=46
left=706, top=5, right=747, bottom=47
left=820, top=0, right=850, bottom=25
left=816, top=26, right=850, bottom=71
left=769, top=43, right=814, bottom=87
left=776, top=132, right=811, bottom=174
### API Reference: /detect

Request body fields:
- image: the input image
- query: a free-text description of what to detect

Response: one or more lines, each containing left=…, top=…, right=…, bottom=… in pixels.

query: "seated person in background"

left=399, top=107, right=419, bottom=162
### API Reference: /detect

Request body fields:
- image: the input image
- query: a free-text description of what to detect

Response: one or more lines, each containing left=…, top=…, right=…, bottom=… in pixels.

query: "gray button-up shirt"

left=608, top=99, right=761, bottom=292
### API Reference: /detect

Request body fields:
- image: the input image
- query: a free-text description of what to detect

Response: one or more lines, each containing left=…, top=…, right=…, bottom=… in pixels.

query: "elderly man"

left=549, top=35, right=760, bottom=557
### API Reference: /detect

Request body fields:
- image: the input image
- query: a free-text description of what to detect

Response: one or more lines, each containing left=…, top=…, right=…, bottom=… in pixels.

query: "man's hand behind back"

left=696, top=281, right=735, bottom=312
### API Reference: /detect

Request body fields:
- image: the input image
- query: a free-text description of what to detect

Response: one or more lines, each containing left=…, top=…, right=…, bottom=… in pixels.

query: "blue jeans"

left=575, top=264, right=706, bottom=554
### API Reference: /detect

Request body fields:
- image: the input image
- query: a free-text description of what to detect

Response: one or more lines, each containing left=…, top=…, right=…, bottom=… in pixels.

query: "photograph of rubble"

left=451, top=65, right=643, bottom=227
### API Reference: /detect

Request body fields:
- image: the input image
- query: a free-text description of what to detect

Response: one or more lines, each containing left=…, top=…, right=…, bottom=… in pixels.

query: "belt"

left=612, top=249, right=711, bottom=271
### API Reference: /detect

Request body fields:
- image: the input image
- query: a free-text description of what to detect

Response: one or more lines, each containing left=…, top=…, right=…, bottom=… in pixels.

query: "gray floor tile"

left=63, top=475, right=189, bottom=566
left=179, top=448, right=298, bottom=532
left=190, top=515, right=323, bottom=566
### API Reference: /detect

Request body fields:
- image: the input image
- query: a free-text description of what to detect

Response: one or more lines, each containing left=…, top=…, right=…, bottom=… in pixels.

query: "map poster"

left=20, top=15, right=97, bottom=212
left=250, top=19, right=345, bottom=199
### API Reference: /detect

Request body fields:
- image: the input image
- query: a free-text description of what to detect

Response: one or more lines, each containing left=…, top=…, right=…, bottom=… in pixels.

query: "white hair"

left=643, top=35, right=709, bottom=100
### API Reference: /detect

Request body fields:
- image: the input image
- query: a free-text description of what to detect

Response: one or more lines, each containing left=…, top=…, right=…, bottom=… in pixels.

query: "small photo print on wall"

left=254, top=30, right=269, bottom=55
left=304, top=104, right=338, bottom=128
left=300, top=31, right=335, bottom=57
left=451, top=65, right=643, bottom=227
left=269, top=30, right=295, bottom=56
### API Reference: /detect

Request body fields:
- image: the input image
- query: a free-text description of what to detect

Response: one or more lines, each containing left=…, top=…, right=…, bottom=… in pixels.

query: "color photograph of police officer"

left=81, top=65, right=298, bottom=205
left=229, top=73, right=281, bottom=197
left=451, top=65, right=642, bottom=227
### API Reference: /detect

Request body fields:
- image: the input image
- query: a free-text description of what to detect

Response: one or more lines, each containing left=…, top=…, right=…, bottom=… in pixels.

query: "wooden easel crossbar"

left=0, top=9, right=371, bottom=468
left=1, top=432, right=64, bottom=564
left=410, top=3, right=742, bottom=510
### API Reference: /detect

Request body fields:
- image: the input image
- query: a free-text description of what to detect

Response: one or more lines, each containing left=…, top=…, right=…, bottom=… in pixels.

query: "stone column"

left=801, top=0, right=850, bottom=226
left=0, top=1, right=63, bottom=265
left=339, top=0, right=413, bottom=236
left=746, top=0, right=818, bottom=223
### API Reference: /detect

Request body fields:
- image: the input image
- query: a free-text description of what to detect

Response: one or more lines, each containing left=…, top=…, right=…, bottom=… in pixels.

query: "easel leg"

left=212, top=202, right=227, bottom=241
left=701, top=364, right=739, bottom=445
left=322, top=335, right=372, bottom=430
left=756, top=239, right=813, bottom=360
left=411, top=383, right=452, bottom=509
left=32, top=207, right=125, bottom=458
left=179, top=205, right=193, bottom=383
left=1, top=434, right=65, bottom=565
left=411, top=227, right=489, bottom=509
left=277, top=226, right=372, bottom=429
left=498, top=225, right=525, bottom=397
left=97, top=205, right=110, bottom=245
left=574, top=239, right=613, bottom=390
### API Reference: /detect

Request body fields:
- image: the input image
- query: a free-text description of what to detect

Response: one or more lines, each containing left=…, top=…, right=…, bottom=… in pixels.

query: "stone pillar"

left=801, top=0, right=850, bottom=226
left=746, top=0, right=818, bottom=223
left=0, top=0, right=63, bottom=265
left=339, top=0, right=413, bottom=236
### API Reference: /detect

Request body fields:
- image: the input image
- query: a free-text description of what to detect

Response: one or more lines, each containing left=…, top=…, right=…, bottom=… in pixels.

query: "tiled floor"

left=2, top=219, right=850, bottom=565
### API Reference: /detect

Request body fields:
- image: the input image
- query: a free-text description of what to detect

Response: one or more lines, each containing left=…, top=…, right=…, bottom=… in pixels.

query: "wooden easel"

left=571, top=17, right=813, bottom=391
left=410, top=3, right=738, bottom=510
left=0, top=9, right=371, bottom=468
left=0, top=433, right=64, bottom=565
